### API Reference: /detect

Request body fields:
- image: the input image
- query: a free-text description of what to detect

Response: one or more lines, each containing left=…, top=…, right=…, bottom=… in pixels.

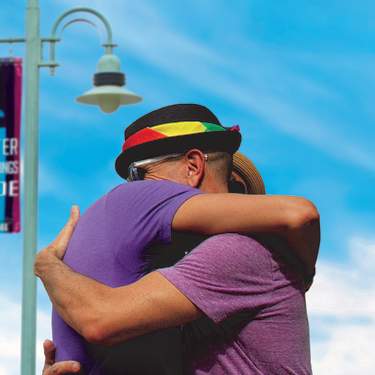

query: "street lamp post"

left=0, top=1, right=141, bottom=373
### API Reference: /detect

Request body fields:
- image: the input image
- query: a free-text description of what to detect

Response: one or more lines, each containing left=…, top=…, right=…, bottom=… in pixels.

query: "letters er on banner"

left=0, top=58, right=22, bottom=233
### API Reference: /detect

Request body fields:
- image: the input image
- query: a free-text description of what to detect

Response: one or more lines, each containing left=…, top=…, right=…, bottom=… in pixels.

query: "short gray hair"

left=206, top=152, right=233, bottom=183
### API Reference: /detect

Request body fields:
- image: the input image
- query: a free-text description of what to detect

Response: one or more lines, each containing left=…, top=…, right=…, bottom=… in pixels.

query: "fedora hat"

left=231, top=152, right=266, bottom=194
left=115, top=104, right=241, bottom=179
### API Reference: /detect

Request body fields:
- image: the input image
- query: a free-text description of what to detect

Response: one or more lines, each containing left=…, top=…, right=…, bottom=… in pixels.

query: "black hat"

left=115, top=103, right=241, bottom=179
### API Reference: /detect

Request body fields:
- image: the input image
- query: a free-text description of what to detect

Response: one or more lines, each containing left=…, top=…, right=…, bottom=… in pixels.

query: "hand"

left=35, top=206, right=80, bottom=276
left=42, top=339, right=81, bottom=374
left=49, top=205, right=80, bottom=260
left=36, top=206, right=79, bottom=266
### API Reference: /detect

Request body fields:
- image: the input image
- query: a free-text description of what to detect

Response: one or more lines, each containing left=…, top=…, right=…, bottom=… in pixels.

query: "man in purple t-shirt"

left=37, top=104, right=319, bottom=374
left=52, top=180, right=202, bottom=372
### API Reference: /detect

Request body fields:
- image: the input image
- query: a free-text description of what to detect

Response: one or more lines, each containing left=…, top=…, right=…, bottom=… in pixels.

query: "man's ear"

left=185, top=149, right=206, bottom=188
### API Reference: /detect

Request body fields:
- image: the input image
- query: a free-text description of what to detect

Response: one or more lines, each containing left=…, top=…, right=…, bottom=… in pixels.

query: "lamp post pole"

left=0, top=2, right=141, bottom=373
left=21, top=0, right=40, bottom=373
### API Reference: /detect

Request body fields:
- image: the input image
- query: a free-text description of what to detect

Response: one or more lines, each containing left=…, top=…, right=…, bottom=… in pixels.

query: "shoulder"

left=103, top=181, right=201, bottom=247
left=196, top=233, right=270, bottom=258
left=158, top=234, right=274, bottom=323
left=81, top=180, right=196, bottom=214
left=107, top=180, right=199, bottom=198
left=181, top=233, right=272, bottom=275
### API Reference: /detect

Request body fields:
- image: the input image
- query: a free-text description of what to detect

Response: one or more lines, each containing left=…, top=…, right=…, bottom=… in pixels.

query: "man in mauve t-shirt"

left=160, top=234, right=311, bottom=374
left=36, top=104, right=319, bottom=374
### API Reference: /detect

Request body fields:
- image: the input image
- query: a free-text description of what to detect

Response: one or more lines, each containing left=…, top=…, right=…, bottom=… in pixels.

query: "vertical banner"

left=0, top=58, right=22, bottom=233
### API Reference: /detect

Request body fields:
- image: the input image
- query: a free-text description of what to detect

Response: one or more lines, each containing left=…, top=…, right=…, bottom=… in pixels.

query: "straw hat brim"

left=232, top=152, right=265, bottom=195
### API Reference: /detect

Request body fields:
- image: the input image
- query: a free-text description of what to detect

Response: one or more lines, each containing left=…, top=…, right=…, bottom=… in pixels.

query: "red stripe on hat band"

left=122, top=128, right=167, bottom=151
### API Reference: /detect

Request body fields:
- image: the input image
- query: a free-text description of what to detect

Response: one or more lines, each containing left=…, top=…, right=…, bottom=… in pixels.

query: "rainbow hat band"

left=115, top=104, right=241, bottom=179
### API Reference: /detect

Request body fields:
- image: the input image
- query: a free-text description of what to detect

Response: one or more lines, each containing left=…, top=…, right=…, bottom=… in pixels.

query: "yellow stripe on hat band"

left=151, top=121, right=208, bottom=137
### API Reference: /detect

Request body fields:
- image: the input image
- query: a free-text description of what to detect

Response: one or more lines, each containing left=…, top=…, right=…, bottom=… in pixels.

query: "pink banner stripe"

left=12, top=59, right=22, bottom=232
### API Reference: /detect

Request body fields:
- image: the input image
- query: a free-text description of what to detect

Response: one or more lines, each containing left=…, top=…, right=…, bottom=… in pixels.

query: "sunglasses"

left=127, top=153, right=184, bottom=182
left=127, top=153, right=209, bottom=182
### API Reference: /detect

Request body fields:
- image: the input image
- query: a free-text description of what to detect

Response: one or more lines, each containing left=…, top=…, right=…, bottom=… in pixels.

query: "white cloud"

left=311, top=322, right=375, bottom=375
left=57, top=0, right=375, bottom=173
left=0, top=295, right=21, bottom=375
left=307, top=237, right=375, bottom=374
left=0, top=293, right=51, bottom=375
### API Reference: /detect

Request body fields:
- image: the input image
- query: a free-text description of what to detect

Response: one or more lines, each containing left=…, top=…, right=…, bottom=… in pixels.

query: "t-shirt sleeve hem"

left=157, top=269, right=226, bottom=323
left=159, top=190, right=201, bottom=244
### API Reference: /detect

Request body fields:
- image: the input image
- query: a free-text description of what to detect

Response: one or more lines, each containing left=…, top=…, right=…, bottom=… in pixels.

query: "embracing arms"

left=35, top=210, right=200, bottom=346
left=172, top=193, right=320, bottom=275
left=36, top=197, right=319, bottom=349
left=37, top=256, right=199, bottom=347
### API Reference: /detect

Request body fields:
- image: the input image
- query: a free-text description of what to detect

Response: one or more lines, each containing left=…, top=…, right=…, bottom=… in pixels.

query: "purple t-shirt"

left=52, top=180, right=200, bottom=370
left=159, top=233, right=312, bottom=375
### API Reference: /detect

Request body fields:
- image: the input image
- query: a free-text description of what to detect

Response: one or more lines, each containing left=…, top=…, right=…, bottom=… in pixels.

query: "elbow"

left=78, top=288, right=125, bottom=346
left=289, top=198, right=320, bottom=230
left=80, top=306, right=128, bottom=346
left=81, top=321, right=116, bottom=346
left=78, top=304, right=118, bottom=346
left=81, top=323, right=104, bottom=345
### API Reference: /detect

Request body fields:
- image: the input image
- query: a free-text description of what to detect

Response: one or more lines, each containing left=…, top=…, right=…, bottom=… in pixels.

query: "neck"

left=144, top=175, right=228, bottom=193
left=199, top=180, right=229, bottom=193
left=144, top=173, right=180, bottom=184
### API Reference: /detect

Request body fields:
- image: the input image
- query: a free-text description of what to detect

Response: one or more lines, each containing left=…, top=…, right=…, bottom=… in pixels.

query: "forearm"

left=174, top=193, right=313, bottom=235
left=35, top=251, right=109, bottom=338
left=173, top=193, right=320, bottom=272
left=35, top=252, right=200, bottom=346
left=286, top=217, right=320, bottom=280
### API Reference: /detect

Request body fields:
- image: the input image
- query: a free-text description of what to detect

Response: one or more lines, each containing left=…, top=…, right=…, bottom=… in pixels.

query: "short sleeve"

left=158, top=233, right=274, bottom=323
left=106, top=180, right=201, bottom=264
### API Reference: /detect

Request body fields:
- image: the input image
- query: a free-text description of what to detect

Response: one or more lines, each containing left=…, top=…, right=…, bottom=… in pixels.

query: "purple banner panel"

left=0, top=58, right=22, bottom=233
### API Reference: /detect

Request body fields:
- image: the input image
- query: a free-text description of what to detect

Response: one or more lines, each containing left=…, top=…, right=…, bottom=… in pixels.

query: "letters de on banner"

left=0, top=58, right=22, bottom=233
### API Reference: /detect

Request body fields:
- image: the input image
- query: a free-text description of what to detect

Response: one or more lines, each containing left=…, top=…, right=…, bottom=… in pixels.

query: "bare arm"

left=173, top=193, right=320, bottom=274
left=36, top=252, right=200, bottom=347
left=35, top=208, right=199, bottom=346
left=35, top=206, right=318, bottom=349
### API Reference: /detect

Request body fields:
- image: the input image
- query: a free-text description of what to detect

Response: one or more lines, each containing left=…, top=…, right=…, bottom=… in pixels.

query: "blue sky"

left=0, top=0, right=374, bottom=373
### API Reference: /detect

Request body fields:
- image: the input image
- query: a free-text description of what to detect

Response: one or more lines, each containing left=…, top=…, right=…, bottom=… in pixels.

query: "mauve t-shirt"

left=52, top=180, right=200, bottom=372
left=159, top=233, right=312, bottom=375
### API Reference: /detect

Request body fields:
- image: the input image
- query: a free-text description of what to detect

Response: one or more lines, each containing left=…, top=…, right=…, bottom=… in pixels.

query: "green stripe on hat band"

left=200, top=122, right=226, bottom=132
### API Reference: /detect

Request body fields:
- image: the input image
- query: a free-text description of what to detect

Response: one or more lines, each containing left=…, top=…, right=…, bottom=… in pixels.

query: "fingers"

left=70, top=205, right=80, bottom=223
left=43, top=339, right=56, bottom=366
left=51, top=206, right=80, bottom=250
left=44, top=361, right=81, bottom=374
left=42, top=339, right=81, bottom=374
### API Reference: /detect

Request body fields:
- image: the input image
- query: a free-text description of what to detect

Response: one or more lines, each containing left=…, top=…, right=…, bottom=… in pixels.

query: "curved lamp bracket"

left=61, top=18, right=98, bottom=34
left=45, top=7, right=117, bottom=73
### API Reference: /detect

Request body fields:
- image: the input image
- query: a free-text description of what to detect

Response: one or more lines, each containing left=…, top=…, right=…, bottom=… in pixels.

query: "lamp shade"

left=76, top=53, right=142, bottom=113
left=77, top=85, right=142, bottom=113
